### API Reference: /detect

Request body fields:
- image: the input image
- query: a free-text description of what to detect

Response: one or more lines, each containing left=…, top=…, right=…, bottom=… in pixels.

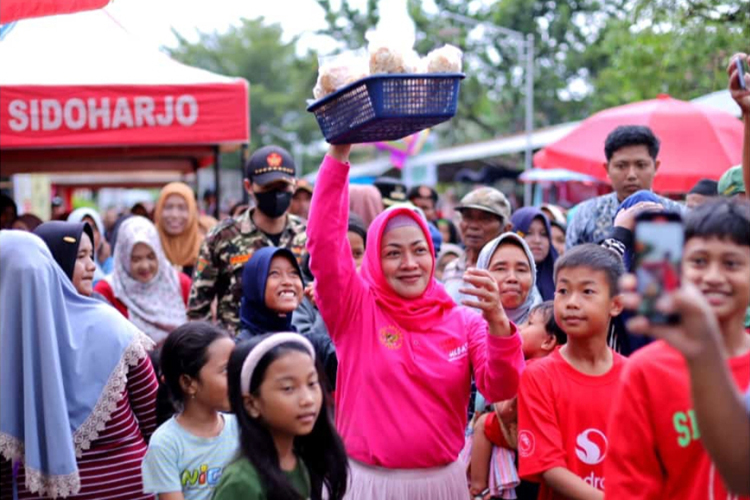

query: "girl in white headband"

left=213, top=333, right=348, bottom=500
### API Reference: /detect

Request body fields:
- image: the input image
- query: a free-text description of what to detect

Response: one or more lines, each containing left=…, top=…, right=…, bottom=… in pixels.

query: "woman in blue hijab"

left=0, top=231, right=157, bottom=499
left=510, top=207, right=558, bottom=301
left=237, top=247, right=305, bottom=340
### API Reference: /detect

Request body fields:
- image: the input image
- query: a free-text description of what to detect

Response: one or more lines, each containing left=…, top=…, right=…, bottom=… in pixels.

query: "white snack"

left=313, top=50, right=369, bottom=99
left=425, top=44, right=463, bottom=73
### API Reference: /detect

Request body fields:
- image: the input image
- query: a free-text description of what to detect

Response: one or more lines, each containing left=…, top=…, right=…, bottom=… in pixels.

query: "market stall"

left=0, top=9, right=250, bottom=215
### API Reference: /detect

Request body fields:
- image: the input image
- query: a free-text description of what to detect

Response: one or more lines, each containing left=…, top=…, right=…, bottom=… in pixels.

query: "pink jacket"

left=307, top=155, right=525, bottom=469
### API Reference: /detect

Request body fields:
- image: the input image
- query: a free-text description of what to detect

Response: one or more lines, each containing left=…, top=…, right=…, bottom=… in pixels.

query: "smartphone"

left=737, top=57, right=748, bottom=91
left=633, top=211, right=683, bottom=325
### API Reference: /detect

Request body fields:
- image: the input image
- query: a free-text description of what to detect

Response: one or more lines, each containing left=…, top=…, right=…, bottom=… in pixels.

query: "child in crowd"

left=214, top=333, right=348, bottom=500
left=518, top=244, right=626, bottom=500
left=142, top=322, right=239, bottom=500
left=605, top=198, right=750, bottom=499
left=470, top=301, right=566, bottom=499
left=237, top=247, right=304, bottom=340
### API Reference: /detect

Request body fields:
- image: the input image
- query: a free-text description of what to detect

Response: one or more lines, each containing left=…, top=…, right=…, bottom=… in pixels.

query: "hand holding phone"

left=633, top=211, right=683, bottom=325
left=728, top=53, right=750, bottom=114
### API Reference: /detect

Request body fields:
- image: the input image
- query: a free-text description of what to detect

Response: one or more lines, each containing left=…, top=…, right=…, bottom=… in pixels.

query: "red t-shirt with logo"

left=517, top=347, right=626, bottom=500
left=605, top=340, right=750, bottom=500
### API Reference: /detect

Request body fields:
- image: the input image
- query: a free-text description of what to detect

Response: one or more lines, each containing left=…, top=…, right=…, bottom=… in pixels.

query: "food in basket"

left=369, top=46, right=421, bottom=74
left=313, top=50, right=370, bottom=100
left=425, top=44, right=463, bottom=73
left=313, top=66, right=367, bottom=99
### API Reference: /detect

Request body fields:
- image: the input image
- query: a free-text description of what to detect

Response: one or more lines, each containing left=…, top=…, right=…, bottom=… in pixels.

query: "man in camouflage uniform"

left=188, top=145, right=307, bottom=335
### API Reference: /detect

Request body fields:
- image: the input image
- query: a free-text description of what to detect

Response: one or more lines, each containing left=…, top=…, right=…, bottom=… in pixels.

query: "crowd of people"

left=0, top=53, right=749, bottom=500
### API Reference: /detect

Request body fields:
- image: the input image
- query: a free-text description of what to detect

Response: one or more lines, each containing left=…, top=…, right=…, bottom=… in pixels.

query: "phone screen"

left=737, top=57, right=748, bottom=91
left=634, top=217, right=683, bottom=324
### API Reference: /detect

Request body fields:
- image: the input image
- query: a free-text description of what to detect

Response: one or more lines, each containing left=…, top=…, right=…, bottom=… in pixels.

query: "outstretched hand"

left=619, top=274, right=722, bottom=362
left=460, top=268, right=512, bottom=337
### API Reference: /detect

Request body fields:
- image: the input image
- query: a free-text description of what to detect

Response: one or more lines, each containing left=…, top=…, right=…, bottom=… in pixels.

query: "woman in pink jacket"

left=307, top=144, right=526, bottom=499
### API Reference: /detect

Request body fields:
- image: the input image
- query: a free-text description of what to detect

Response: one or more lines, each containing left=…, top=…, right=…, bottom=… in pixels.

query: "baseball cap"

left=717, top=165, right=745, bottom=197
left=456, top=187, right=511, bottom=222
left=374, top=177, right=408, bottom=206
left=245, top=145, right=296, bottom=187
left=688, top=179, right=718, bottom=196
left=294, top=180, right=314, bottom=196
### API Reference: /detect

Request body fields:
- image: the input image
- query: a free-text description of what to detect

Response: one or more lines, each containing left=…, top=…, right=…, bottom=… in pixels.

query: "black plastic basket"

left=307, top=73, right=465, bottom=144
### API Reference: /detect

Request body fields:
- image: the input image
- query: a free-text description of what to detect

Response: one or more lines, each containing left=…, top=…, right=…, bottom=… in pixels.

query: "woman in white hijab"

left=477, top=232, right=543, bottom=326
left=94, top=216, right=189, bottom=344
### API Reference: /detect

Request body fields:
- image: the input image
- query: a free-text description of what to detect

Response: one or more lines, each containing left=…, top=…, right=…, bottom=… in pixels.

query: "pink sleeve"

left=468, top=314, right=526, bottom=404
left=307, top=155, right=367, bottom=340
left=127, top=354, right=158, bottom=442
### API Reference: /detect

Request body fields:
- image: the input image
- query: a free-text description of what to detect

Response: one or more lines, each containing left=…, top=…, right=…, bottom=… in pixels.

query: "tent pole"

left=213, top=146, right=221, bottom=219
left=191, top=159, right=199, bottom=211
left=240, top=144, right=249, bottom=205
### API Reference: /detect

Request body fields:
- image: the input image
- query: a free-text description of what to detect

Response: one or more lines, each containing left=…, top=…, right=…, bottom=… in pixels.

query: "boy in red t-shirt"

left=518, top=244, right=626, bottom=500
left=606, top=198, right=750, bottom=499
left=470, top=301, right=567, bottom=499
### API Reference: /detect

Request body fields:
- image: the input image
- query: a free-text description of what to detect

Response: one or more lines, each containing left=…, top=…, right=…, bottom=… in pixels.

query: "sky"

left=106, top=0, right=415, bottom=53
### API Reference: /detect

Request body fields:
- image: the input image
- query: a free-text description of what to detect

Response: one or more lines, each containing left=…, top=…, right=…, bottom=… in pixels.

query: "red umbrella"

left=533, top=94, right=743, bottom=194
left=1, top=0, right=110, bottom=24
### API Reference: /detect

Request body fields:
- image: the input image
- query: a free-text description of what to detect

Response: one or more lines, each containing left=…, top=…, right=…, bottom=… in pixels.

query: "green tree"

left=168, top=18, right=322, bottom=173
left=584, top=0, right=748, bottom=109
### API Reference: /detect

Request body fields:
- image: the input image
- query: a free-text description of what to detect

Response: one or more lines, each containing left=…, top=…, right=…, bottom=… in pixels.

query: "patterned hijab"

left=109, top=216, right=187, bottom=343
left=154, top=182, right=203, bottom=268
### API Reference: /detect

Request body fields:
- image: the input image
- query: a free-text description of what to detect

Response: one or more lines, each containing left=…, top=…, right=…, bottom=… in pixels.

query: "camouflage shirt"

left=187, top=208, right=307, bottom=335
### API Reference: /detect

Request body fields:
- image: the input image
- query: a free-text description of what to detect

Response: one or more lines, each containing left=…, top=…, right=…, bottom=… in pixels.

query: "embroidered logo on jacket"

left=378, top=325, right=403, bottom=350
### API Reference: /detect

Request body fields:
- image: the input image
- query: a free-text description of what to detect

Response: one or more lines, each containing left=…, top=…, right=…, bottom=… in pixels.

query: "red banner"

left=0, top=0, right=110, bottom=24
left=0, top=83, right=249, bottom=149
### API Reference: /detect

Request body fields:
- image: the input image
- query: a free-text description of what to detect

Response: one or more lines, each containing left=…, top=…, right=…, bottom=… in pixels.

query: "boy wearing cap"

left=443, top=187, right=512, bottom=304
left=188, top=145, right=307, bottom=335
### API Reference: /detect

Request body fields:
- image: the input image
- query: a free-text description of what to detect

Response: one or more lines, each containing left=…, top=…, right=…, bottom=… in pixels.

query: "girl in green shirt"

left=214, top=333, right=348, bottom=500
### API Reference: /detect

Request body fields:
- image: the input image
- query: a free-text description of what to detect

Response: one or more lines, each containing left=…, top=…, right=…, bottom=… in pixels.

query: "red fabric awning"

left=0, top=10, right=249, bottom=176
left=0, top=83, right=249, bottom=150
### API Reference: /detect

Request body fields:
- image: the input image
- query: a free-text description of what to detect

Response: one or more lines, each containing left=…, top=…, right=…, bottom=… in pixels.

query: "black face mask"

left=255, top=189, right=293, bottom=219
